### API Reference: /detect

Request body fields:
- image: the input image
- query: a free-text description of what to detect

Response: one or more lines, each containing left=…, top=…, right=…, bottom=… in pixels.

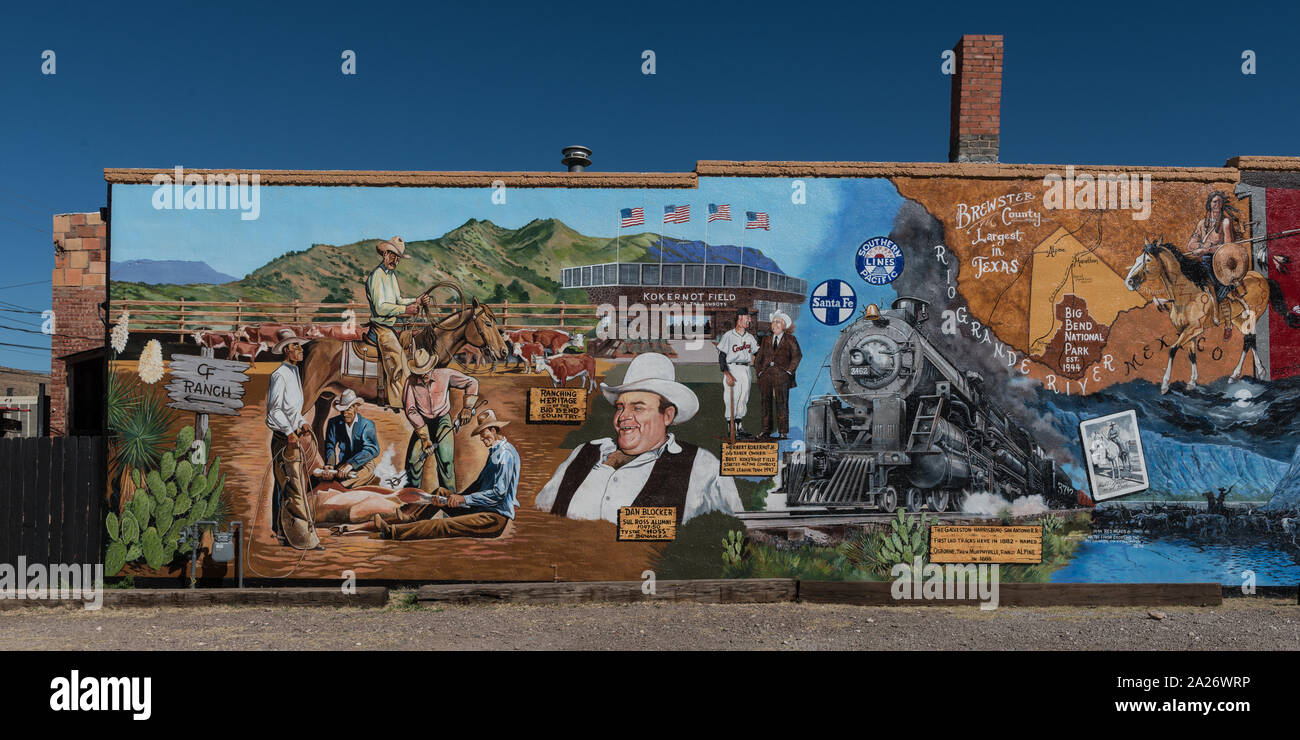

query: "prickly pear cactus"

left=105, top=541, right=128, bottom=577
left=141, top=527, right=164, bottom=570
left=119, top=510, right=140, bottom=545
left=722, top=530, right=747, bottom=565
left=107, top=424, right=229, bottom=575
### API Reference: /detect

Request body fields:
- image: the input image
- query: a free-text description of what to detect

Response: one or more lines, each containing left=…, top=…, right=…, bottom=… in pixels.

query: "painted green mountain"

left=108, top=218, right=784, bottom=305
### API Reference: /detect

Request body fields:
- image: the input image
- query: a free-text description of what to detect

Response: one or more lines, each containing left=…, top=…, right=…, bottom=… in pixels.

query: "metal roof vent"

left=561, top=145, right=592, bottom=172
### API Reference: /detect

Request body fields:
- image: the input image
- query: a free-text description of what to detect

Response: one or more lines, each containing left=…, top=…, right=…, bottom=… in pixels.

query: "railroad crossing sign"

left=165, top=354, right=250, bottom=416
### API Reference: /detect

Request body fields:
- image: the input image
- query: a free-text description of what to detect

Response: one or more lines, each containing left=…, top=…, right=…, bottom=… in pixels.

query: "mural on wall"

left=103, top=171, right=1300, bottom=585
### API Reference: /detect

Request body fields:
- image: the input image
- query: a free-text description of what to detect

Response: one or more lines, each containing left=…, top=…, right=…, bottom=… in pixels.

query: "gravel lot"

left=1, top=595, right=1297, bottom=650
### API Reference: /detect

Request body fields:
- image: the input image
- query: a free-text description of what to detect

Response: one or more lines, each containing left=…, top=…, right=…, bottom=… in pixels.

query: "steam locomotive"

left=778, top=296, right=1078, bottom=513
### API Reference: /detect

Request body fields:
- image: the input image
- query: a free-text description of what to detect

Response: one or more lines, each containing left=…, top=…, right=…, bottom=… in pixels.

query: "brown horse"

left=1124, top=239, right=1298, bottom=393
left=297, top=299, right=508, bottom=444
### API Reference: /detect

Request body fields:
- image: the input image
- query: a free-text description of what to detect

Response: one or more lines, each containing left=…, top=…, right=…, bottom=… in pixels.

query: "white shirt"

left=266, top=362, right=306, bottom=436
left=716, top=329, right=757, bottom=365
left=536, top=433, right=743, bottom=524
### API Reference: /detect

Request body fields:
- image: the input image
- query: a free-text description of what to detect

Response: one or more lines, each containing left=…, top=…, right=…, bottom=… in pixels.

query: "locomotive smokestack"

left=561, top=145, right=592, bottom=172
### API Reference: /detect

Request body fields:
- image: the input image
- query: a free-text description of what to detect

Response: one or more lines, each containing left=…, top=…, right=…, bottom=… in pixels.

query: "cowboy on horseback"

left=1105, top=421, right=1128, bottom=471
left=366, top=236, right=431, bottom=410
left=1184, top=191, right=1246, bottom=333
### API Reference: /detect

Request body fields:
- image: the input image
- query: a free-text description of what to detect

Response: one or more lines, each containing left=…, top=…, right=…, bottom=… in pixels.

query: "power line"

left=0, top=279, right=50, bottom=290
left=0, top=340, right=51, bottom=351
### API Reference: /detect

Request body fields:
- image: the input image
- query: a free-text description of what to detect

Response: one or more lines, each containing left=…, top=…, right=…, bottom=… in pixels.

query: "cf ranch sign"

left=166, top=354, right=250, bottom=416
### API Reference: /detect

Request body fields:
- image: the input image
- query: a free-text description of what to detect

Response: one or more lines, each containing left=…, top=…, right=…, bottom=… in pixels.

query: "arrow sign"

left=166, top=354, right=251, bottom=416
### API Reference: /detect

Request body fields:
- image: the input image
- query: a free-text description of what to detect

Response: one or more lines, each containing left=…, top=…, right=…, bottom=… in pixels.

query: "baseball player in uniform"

left=716, top=308, right=757, bottom=439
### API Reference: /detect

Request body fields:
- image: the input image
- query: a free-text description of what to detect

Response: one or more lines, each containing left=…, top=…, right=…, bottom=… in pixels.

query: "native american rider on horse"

left=366, top=237, right=431, bottom=409
left=1184, top=191, right=1246, bottom=338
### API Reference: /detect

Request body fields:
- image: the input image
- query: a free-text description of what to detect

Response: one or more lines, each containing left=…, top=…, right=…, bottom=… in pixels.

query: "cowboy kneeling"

left=375, top=410, right=520, bottom=540
left=320, top=389, right=380, bottom=488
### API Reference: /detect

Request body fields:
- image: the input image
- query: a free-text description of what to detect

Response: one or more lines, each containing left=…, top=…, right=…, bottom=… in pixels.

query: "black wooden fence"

left=0, top=436, right=106, bottom=567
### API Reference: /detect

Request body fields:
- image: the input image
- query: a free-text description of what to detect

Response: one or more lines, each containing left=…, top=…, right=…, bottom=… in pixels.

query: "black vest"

left=550, top=439, right=699, bottom=525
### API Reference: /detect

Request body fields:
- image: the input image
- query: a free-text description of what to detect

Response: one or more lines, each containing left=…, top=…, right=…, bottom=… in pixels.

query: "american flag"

left=745, top=211, right=770, bottom=230
left=708, top=203, right=731, bottom=223
left=620, top=207, right=645, bottom=228
left=663, top=204, right=691, bottom=224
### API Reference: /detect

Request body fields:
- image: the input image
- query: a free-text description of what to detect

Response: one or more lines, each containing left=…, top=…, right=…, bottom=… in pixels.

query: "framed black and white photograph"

left=1079, top=410, right=1149, bottom=501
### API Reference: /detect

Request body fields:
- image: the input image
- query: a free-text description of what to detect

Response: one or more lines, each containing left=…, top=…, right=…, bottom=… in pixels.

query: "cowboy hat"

left=599, top=352, right=698, bottom=425
left=408, top=347, right=437, bottom=375
left=376, top=236, right=406, bottom=257
left=271, top=327, right=310, bottom=354
left=470, top=408, right=510, bottom=436
left=332, top=388, right=363, bottom=411
left=769, top=310, right=794, bottom=330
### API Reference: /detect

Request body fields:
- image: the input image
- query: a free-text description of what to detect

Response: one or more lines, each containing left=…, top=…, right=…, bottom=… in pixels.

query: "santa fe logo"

left=810, top=279, right=857, bottom=326
left=855, top=236, right=904, bottom=286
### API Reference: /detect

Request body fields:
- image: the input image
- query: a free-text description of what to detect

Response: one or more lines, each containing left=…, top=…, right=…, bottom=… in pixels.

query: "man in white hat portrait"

left=402, top=347, right=481, bottom=492
left=264, top=327, right=321, bottom=548
left=753, top=310, right=802, bottom=440
left=373, top=408, right=520, bottom=540
left=536, top=353, right=743, bottom=525
left=320, top=389, right=381, bottom=489
left=365, top=236, right=431, bottom=410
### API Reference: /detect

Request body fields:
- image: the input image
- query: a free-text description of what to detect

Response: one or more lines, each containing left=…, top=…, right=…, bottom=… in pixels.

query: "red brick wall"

left=948, top=34, right=1003, bottom=163
left=50, top=211, right=107, bottom=436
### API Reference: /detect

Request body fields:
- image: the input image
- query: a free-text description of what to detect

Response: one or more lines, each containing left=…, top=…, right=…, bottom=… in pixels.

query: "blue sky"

left=3, top=0, right=1299, bottom=371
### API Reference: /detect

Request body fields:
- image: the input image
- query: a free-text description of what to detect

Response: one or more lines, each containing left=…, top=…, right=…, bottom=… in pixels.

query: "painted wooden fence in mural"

left=111, top=299, right=600, bottom=339
left=0, top=436, right=106, bottom=567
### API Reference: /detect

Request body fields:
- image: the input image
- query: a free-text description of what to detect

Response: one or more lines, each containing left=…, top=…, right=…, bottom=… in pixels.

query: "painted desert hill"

left=109, top=218, right=785, bottom=306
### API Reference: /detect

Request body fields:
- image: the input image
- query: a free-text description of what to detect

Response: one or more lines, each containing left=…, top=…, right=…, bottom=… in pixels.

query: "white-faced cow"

left=228, top=340, right=268, bottom=365
left=534, top=353, right=596, bottom=391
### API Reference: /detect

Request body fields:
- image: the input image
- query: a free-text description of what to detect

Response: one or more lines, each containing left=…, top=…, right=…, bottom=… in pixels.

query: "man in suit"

left=754, top=310, right=802, bottom=440
left=321, top=389, right=381, bottom=488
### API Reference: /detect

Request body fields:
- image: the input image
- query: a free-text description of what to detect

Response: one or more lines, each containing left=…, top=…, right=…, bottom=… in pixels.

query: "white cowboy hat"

left=471, top=408, right=510, bottom=436
left=408, top=347, right=437, bottom=375
left=599, top=352, right=698, bottom=425
left=769, top=310, right=793, bottom=331
left=332, top=388, right=363, bottom=411
left=376, top=236, right=406, bottom=257
left=271, top=327, right=310, bottom=354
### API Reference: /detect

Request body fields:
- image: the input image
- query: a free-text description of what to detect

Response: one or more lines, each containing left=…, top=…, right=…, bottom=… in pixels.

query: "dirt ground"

left=2, top=597, right=1296, bottom=650
left=115, top=358, right=665, bottom=582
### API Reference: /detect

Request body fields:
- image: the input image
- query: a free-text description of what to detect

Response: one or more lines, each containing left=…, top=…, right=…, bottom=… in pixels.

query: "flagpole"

left=616, top=209, right=620, bottom=270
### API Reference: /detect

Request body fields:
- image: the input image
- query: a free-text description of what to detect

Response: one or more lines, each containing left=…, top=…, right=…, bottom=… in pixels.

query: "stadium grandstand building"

left=561, top=239, right=807, bottom=338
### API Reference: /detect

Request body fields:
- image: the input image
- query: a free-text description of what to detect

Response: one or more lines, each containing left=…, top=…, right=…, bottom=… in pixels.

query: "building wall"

left=91, top=160, right=1300, bottom=586
left=50, top=211, right=107, bottom=436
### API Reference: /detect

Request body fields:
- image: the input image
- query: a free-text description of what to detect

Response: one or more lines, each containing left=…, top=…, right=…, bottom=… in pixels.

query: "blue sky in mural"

left=4, top=0, right=1300, bottom=370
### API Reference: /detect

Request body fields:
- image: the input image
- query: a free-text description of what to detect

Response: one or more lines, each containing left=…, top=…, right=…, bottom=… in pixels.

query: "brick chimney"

left=948, top=34, right=1003, bottom=163
left=50, top=211, right=107, bottom=436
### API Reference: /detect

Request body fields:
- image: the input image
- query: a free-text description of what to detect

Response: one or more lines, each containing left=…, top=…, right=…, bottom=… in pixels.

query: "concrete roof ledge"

left=1226, top=156, right=1300, bottom=171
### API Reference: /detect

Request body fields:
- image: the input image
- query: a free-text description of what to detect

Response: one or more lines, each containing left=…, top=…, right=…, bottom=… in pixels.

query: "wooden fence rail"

left=0, top=436, right=106, bottom=568
left=112, top=299, right=599, bottom=339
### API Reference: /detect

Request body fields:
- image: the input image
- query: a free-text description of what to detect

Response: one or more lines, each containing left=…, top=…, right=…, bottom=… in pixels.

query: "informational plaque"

left=616, top=507, right=677, bottom=541
left=526, top=387, right=588, bottom=424
left=720, top=441, right=779, bottom=477
left=165, top=354, right=250, bottom=416
left=929, top=525, right=1043, bottom=564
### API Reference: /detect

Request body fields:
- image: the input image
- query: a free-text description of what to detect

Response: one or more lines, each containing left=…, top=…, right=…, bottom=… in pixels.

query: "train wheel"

left=879, top=487, right=899, bottom=513
left=927, top=490, right=950, bottom=513
left=904, top=487, right=925, bottom=512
